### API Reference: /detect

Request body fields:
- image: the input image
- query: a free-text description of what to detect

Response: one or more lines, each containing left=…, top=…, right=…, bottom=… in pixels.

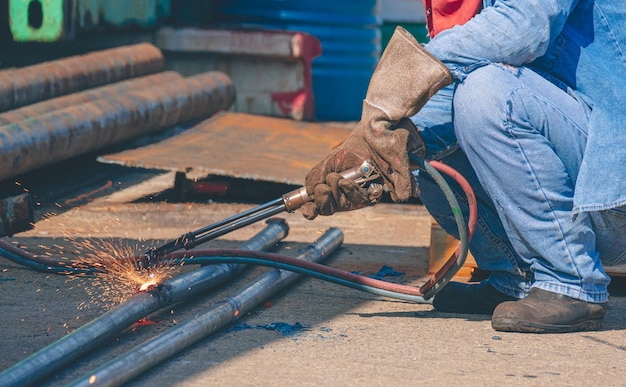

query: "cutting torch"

left=139, top=160, right=382, bottom=269
left=137, top=156, right=476, bottom=300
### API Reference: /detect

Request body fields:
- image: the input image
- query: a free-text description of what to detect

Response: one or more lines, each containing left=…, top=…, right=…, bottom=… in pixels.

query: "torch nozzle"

left=136, top=247, right=159, bottom=272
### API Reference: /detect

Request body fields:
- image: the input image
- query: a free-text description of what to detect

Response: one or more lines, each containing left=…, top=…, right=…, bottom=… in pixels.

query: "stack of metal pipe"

left=0, top=42, right=235, bottom=236
left=0, top=43, right=235, bottom=182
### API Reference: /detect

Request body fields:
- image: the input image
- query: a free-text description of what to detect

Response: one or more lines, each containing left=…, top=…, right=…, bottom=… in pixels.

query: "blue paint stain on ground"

left=226, top=322, right=307, bottom=336
left=262, top=322, right=304, bottom=335
left=369, top=265, right=405, bottom=280
left=228, top=323, right=255, bottom=332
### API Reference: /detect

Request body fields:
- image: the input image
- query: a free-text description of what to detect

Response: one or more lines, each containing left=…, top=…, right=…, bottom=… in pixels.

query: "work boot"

left=491, top=288, right=606, bottom=333
left=433, top=280, right=516, bottom=315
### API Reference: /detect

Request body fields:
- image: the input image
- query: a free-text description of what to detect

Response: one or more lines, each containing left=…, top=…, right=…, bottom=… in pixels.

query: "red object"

left=270, top=32, right=321, bottom=120
left=422, top=0, right=482, bottom=38
left=192, top=181, right=230, bottom=196
left=134, top=318, right=157, bottom=326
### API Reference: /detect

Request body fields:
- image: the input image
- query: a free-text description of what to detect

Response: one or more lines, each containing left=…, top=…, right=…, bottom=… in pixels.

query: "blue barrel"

left=213, top=0, right=381, bottom=121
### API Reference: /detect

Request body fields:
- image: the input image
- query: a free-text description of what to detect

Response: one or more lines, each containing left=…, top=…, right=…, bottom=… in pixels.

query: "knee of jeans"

left=453, top=65, right=513, bottom=146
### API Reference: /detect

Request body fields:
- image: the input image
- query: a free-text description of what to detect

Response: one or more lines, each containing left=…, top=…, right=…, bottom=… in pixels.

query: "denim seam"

left=575, top=198, right=626, bottom=215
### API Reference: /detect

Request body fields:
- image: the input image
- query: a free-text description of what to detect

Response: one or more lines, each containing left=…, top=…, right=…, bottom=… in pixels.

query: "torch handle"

left=282, top=160, right=380, bottom=212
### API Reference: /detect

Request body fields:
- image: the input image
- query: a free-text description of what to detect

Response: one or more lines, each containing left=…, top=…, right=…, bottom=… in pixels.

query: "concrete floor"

left=0, top=155, right=625, bottom=387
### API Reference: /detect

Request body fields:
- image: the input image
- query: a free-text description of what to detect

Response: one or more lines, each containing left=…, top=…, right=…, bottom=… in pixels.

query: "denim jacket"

left=423, top=0, right=626, bottom=214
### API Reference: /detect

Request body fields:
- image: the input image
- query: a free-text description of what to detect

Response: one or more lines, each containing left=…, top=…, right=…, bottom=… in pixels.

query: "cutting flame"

left=138, top=278, right=158, bottom=292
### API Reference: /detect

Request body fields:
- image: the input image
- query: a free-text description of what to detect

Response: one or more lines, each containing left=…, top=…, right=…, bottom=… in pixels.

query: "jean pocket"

left=591, top=206, right=626, bottom=265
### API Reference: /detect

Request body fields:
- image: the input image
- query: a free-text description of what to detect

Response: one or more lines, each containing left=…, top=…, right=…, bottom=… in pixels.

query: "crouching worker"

left=301, top=0, right=626, bottom=333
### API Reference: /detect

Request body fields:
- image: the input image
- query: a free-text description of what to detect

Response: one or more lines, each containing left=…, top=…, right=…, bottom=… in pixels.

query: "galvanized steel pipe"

left=0, top=219, right=288, bottom=387
left=0, top=43, right=165, bottom=112
left=0, top=71, right=184, bottom=126
left=0, top=71, right=234, bottom=181
left=70, top=227, right=343, bottom=387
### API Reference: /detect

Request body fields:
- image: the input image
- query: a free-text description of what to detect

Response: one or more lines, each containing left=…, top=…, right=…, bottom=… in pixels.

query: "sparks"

left=20, top=211, right=183, bottom=310
left=65, top=237, right=181, bottom=310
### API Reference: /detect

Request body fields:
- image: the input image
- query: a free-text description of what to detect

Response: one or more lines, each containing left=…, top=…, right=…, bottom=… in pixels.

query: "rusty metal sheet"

left=97, top=112, right=353, bottom=186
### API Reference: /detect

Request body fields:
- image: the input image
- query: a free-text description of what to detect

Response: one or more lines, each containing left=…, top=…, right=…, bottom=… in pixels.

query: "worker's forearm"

left=425, top=0, right=578, bottom=81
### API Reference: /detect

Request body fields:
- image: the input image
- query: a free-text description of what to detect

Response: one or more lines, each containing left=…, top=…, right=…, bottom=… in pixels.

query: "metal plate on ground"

left=97, top=112, right=353, bottom=186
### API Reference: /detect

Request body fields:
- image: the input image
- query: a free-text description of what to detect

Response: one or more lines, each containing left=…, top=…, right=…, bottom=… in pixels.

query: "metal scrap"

left=0, top=193, right=34, bottom=237
left=98, top=112, right=353, bottom=186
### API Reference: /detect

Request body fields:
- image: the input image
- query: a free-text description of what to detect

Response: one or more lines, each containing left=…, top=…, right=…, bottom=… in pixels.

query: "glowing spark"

left=65, top=237, right=181, bottom=310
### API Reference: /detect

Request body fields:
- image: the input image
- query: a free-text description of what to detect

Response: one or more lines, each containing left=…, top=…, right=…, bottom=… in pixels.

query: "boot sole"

left=492, top=317, right=603, bottom=333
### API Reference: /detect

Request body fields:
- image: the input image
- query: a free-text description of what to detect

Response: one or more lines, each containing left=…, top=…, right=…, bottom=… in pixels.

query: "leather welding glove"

left=301, top=26, right=452, bottom=220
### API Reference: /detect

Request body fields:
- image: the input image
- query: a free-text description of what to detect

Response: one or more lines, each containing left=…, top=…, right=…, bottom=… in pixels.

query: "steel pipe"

left=0, top=71, right=234, bottom=182
left=0, top=71, right=184, bottom=126
left=0, top=43, right=165, bottom=112
left=70, top=227, right=343, bottom=387
left=0, top=219, right=288, bottom=387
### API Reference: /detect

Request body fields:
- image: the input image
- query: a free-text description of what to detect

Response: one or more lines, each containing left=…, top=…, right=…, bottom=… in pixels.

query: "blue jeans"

left=414, top=64, right=626, bottom=303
